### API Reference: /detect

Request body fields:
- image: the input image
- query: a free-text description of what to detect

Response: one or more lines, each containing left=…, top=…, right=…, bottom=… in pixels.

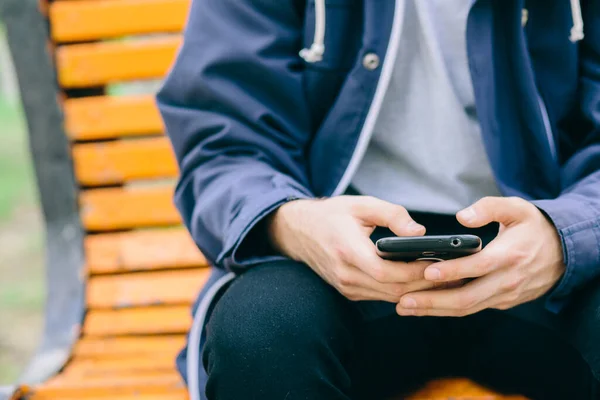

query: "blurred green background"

left=0, top=25, right=45, bottom=384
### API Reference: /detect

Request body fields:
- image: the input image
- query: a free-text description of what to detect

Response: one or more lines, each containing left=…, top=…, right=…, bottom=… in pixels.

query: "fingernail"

left=407, top=221, right=425, bottom=233
left=458, top=207, right=477, bottom=223
left=424, top=267, right=441, bottom=281
left=401, top=297, right=417, bottom=309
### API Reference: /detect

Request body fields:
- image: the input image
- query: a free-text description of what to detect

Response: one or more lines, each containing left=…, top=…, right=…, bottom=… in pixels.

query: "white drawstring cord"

left=569, top=0, right=584, bottom=42
left=301, top=1, right=584, bottom=57
left=300, top=0, right=326, bottom=62
left=187, top=272, right=236, bottom=400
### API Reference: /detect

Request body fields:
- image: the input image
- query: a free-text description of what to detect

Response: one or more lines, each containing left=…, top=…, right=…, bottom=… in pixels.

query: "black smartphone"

left=376, top=234, right=481, bottom=261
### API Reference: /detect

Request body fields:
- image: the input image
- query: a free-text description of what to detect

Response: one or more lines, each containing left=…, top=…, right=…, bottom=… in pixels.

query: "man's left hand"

left=396, top=196, right=566, bottom=317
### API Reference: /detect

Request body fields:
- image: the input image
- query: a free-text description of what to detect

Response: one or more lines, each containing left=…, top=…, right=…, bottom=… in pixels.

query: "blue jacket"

left=157, top=0, right=600, bottom=395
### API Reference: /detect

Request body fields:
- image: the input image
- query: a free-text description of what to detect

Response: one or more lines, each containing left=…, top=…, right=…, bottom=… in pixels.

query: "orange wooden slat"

left=64, top=95, right=163, bottom=140
left=63, top=355, right=177, bottom=377
left=50, top=0, right=189, bottom=42
left=86, top=228, right=207, bottom=274
left=57, top=36, right=180, bottom=87
left=73, top=137, right=178, bottom=186
left=32, top=372, right=184, bottom=399
left=87, top=269, right=209, bottom=309
left=44, top=371, right=182, bottom=386
left=74, top=335, right=186, bottom=358
left=84, top=305, right=191, bottom=336
left=405, top=378, right=527, bottom=400
left=80, top=186, right=180, bottom=231
left=31, top=393, right=187, bottom=400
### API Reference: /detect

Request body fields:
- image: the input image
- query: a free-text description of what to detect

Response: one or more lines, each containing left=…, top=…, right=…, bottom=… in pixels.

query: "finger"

left=398, top=272, right=502, bottom=311
left=363, top=257, right=432, bottom=284
left=340, top=285, right=400, bottom=303
left=360, top=279, right=444, bottom=302
left=361, top=272, right=437, bottom=298
left=423, top=242, right=506, bottom=282
left=397, top=288, right=508, bottom=317
left=339, top=265, right=410, bottom=299
left=396, top=302, right=485, bottom=317
left=401, top=278, right=442, bottom=293
left=457, top=196, right=532, bottom=228
left=351, top=196, right=426, bottom=236
left=350, top=240, right=432, bottom=283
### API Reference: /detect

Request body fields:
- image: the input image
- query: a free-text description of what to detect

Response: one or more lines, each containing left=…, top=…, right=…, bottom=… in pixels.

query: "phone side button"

left=421, top=251, right=436, bottom=257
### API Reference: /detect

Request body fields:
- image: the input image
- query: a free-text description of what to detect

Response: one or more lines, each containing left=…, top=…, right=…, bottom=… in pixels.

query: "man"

left=157, top=0, right=600, bottom=399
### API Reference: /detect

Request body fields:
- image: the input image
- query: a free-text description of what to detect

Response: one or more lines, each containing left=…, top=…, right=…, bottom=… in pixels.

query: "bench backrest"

left=52, top=0, right=209, bottom=333
left=22, top=1, right=209, bottom=396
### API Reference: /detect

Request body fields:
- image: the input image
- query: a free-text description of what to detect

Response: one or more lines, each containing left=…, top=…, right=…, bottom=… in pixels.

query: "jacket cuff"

left=533, top=198, right=600, bottom=313
left=216, top=188, right=312, bottom=271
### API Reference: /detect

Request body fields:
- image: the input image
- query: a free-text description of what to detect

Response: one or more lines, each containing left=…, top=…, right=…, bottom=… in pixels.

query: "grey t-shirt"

left=351, top=0, right=501, bottom=214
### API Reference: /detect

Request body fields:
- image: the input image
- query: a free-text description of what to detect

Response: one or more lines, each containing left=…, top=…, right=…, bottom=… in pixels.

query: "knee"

left=203, top=262, right=353, bottom=371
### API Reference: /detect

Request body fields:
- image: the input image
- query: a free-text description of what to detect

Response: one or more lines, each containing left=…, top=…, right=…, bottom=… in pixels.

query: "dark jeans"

left=202, top=214, right=600, bottom=400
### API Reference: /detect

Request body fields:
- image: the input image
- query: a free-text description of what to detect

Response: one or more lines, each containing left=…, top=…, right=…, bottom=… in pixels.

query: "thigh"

left=205, top=259, right=357, bottom=342
left=203, top=260, right=360, bottom=399
left=204, top=260, right=450, bottom=400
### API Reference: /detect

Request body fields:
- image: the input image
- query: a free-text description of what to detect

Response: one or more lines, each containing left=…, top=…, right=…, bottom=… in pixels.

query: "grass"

left=0, top=95, right=45, bottom=385
left=0, top=97, right=33, bottom=220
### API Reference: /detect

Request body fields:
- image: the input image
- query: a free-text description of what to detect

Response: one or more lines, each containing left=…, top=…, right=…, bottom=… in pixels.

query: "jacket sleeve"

left=533, top=1, right=600, bottom=313
left=156, top=0, right=313, bottom=271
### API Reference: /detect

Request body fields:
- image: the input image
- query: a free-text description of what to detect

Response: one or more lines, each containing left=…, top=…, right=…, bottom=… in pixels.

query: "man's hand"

left=396, top=196, right=566, bottom=317
left=268, top=196, right=437, bottom=303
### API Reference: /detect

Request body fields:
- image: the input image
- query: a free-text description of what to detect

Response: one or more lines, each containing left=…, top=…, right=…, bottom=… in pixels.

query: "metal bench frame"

left=1, top=0, right=85, bottom=397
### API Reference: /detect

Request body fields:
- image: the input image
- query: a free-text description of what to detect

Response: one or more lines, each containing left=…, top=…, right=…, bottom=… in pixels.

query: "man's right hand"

left=268, top=196, right=437, bottom=303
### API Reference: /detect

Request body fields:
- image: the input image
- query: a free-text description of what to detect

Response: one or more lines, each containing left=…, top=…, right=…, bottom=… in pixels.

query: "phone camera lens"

left=450, top=238, right=462, bottom=248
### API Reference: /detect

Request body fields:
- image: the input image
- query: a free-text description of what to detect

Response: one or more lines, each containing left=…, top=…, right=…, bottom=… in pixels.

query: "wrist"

left=267, top=198, right=314, bottom=257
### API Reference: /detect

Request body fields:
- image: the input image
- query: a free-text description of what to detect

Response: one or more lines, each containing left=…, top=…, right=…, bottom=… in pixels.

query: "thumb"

left=457, top=197, right=529, bottom=228
left=351, top=196, right=426, bottom=236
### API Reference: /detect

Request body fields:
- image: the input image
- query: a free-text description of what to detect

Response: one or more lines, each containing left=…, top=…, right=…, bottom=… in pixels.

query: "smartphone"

left=376, top=234, right=481, bottom=261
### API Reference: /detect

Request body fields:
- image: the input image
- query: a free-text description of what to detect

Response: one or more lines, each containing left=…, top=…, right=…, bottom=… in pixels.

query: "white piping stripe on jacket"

left=332, top=0, right=406, bottom=196
left=538, top=95, right=558, bottom=161
left=188, top=272, right=235, bottom=400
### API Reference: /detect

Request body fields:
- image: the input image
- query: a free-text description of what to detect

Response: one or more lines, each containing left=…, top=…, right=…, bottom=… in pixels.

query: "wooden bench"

left=1, top=0, right=527, bottom=399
